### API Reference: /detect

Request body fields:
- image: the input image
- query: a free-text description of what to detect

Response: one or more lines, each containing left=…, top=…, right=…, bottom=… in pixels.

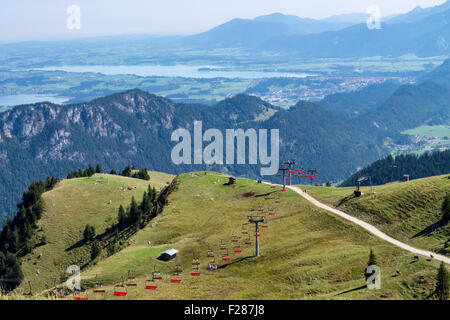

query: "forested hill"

left=340, top=149, right=450, bottom=187
left=0, top=89, right=389, bottom=222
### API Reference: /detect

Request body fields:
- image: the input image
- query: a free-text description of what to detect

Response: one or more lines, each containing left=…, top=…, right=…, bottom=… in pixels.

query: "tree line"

left=341, top=149, right=450, bottom=187
left=66, top=164, right=150, bottom=181
left=0, top=176, right=58, bottom=292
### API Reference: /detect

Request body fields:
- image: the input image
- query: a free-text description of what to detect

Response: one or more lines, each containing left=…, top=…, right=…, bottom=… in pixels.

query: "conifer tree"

left=118, top=205, right=127, bottom=225
left=129, top=196, right=142, bottom=224
left=436, top=261, right=449, bottom=300
left=140, top=191, right=152, bottom=215
left=83, top=224, right=96, bottom=241
left=90, top=242, right=101, bottom=260
left=365, top=249, right=378, bottom=280
left=442, top=194, right=450, bottom=222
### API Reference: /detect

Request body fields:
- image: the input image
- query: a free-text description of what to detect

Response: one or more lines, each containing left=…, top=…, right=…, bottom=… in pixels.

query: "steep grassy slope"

left=17, top=172, right=174, bottom=293
left=44, top=172, right=442, bottom=300
left=303, top=175, right=450, bottom=255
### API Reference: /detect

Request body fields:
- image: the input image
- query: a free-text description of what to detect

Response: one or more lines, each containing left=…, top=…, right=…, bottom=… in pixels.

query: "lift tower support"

left=284, top=160, right=296, bottom=186
left=248, top=216, right=266, bottom=257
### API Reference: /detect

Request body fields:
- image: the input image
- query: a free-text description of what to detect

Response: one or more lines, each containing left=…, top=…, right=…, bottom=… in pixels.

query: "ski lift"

left=233, top=244, right=242, bottom=253
left=219, top=239, right=227, bottom=251
left=221, top=249, right=230, bottom=261
left=93, top=275, right=106, bottom=294
left=24, top=280, right=33, bottom=296
left=241, top=224, right=249, bottom=235
left=231, top=234, right=240, bottom=243
left=55, top=288, right=66, bottom=299
left=191, top=257, right=201, bottom=276
left=126, top=270, right=137, bottom=286
left=244, top=236, right=253, bottom=245
left=207, top=249, right=215, bottom=258
left=73, top=289, right=88, bottom=300
left=262, top=223, right=269, bottom=228
left=207, top=258, right=218, bottom=271
left=268, top=207, right=276, bottom=216
left=171, top=271, right=182, bottom=283
left=114, top=277, right=127, bottom=296
left=151, top=265, right=163, bottom=281
left=53, top=277, right=66, bottom=299
left=174, top=264, right=183, bottom=274
left=145, top=279, right=157, bottom=290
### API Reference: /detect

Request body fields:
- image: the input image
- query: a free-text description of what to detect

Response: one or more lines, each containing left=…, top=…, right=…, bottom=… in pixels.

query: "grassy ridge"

left=18, top=172, right=173, bottom=293
left=302, top=175, right=450, bottom=254
left=63, top=172, right=442, bottom=300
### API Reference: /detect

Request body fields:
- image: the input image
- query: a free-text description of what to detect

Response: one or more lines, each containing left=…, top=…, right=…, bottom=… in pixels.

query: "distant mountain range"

left=259, top=8, right=450, bottom=57
left=387, top=1, right=450, bottom=24
left=3, top=2, right=450, bottom=61
left=142, top=1, right=450, bottom=56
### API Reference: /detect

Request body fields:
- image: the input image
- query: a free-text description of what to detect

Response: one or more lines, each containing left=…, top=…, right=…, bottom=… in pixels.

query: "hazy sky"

left=0, top=0, right=447, bottom=42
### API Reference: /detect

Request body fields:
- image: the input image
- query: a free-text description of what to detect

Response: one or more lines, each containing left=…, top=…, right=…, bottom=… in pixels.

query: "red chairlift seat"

left=54, top=287, right=66, bottom=299
left=254, top=233, right=260, bottom=237
left=114, top=276, right=128, bottom=296
left=219, top=240, right=227, bottom=251
left=222, top=250, right=230, bottom=261
left=234, top=245, right=242, bottom=253
left=231, top=235, right=240, bottom=243
left=171, top=274, right=182, bottom=283
left=93, top=275, right=106, bottom=294
left=191, top=267, right=201, bottom=276
left=275, top=200, right=281, bottom=203
left=174, top=264, right=183, bottom=274
left=191, top=257, right=201, bottom=276
left=152, top=266, right=163, bottom=280
left=145, top=279, right=157, bottom=290
left=93, top=288, right=106, bottom=293
left=262, top=224, right=269, bottom=228
left=73, top=290, right=88, bottom=300
left=269, top=212, right=276, bottom=216
left=126, top=270, right=137, bottom=286
left=114, top=285, right=127, bottom=297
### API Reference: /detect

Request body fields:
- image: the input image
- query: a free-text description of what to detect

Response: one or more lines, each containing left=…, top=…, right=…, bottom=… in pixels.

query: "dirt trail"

left=264, top=182, right=450, bottom=264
